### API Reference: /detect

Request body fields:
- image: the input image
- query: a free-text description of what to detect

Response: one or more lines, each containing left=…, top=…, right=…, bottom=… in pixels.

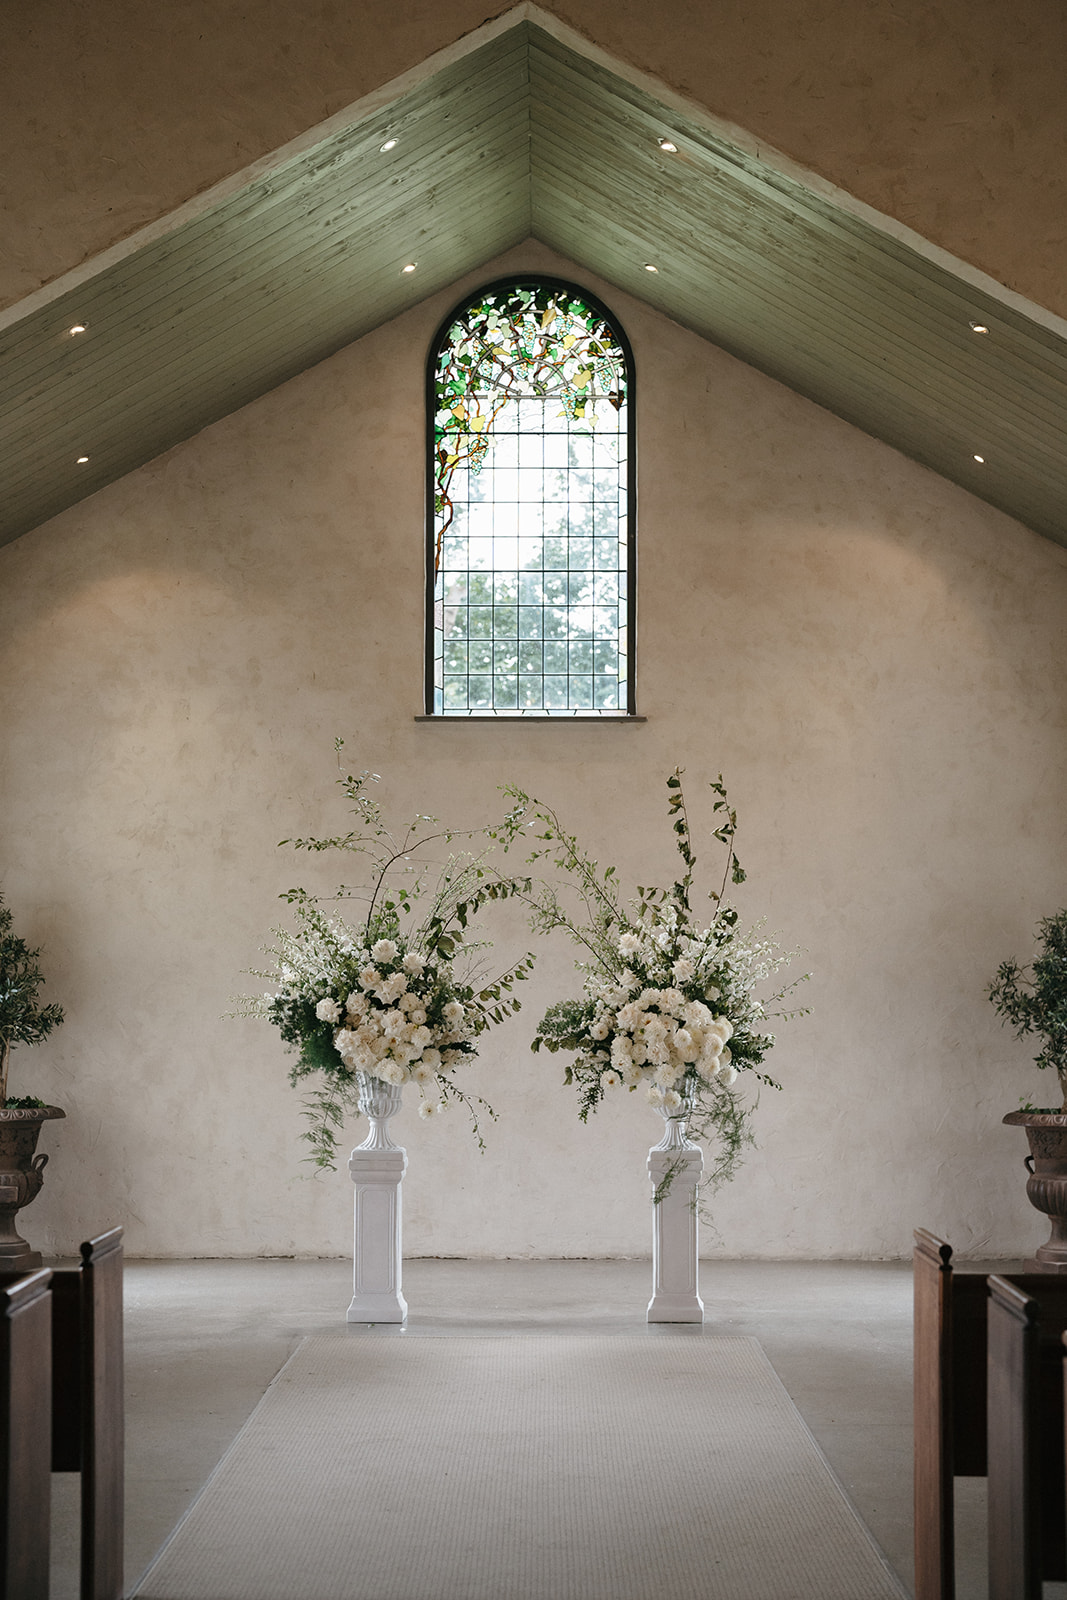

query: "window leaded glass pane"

left=428, top=280, right=634, bottom=717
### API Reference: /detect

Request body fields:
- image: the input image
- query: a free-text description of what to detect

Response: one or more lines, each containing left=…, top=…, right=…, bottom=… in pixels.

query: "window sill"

left=414, top=714, right=647, bottom=723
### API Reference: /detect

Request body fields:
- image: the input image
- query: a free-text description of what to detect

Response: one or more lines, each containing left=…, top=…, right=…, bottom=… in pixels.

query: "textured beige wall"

left=3, top=239, right=1066, bottom=1259
left=2, top=0, right=1066, bottom=316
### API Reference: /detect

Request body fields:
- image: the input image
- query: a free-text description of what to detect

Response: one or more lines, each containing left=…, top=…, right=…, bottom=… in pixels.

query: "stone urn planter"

left=0, top=1104, right=65, bottom=1268
left=1003, top=1110, right=1067, bottom=1271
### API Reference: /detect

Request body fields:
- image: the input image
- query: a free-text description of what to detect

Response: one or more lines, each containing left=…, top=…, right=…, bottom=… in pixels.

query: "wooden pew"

left=913, top=1229, right=989, bottom=1600
left=1, top=1266, right=53, bottom=1600
left=986, top=1274, right=1067, bottom=1600
left=913, top=1229, right=1067, bottom=1600
left=0, top=1226, right=124, bottom=1600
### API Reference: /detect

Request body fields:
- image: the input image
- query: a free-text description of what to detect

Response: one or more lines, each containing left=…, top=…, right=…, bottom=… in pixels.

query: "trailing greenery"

left=0, top=893, right=65, bottom=1108
left=236, top=742, right=535, bottom=1169
left=492, top=769, right=807, bottom=1201
left=989, top=910, right=1067, bottom=1110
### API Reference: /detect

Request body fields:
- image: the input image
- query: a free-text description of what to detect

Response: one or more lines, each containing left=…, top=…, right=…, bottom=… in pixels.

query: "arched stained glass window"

left=426, top=278, right=635, bottom=717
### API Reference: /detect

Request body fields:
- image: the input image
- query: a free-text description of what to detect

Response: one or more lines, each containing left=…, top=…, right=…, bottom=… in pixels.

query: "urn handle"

left=1025, top=1154, right=1036, bottom=1174
left=31, top=1152, right=49, bottom=1174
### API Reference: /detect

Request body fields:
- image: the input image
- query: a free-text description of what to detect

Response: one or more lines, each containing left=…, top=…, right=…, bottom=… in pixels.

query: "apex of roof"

left=3, top=3, right=1065, bottom=548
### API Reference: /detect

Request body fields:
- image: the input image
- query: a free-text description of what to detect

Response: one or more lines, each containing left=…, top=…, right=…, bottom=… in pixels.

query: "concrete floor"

left=47, top=1256, right=1023, bottom=1599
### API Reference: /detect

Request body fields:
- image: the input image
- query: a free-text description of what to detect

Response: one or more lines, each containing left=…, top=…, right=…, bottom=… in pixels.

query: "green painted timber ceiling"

left=2, top=6, right=1066, bottom=549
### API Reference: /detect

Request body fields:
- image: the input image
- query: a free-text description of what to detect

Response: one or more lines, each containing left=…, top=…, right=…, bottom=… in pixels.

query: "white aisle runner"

left=133, top=1335, right=907, bottom=1600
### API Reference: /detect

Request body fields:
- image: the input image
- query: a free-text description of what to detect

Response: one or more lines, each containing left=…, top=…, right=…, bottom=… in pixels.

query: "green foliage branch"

left=989, top=910, right=1067, bottom=1110
left=236, top=742, right=535, bottom=1169
left=491, top=770, right=808, bottom=1202
left=0, top=893, right=65, bottom=1108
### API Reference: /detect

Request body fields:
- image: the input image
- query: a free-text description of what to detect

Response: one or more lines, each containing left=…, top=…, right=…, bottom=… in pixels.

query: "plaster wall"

left=3, top=1, right=1066, bottom=319
left=2, top=239, right=1066, bottom=1260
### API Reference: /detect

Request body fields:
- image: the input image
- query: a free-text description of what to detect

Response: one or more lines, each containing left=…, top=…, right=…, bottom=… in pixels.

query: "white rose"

left=315, top=997, right=341, bottom=1024
left=618, top=932, right=641, bottom=956
left=443, top=1000, right=465, bottom=1025
left=403, top=952, right=425, bottom=975
left=589, top=1017, right=611, bottom=1041
left=418, top=1100, right=435, bottom=1119
left=602, top=1070, right=621, bottom=1088
left=671, top=958, right=695, bottom=982
left=372, top=939, right=399, bottom=964
left=358, top=966, right=380, bottom=990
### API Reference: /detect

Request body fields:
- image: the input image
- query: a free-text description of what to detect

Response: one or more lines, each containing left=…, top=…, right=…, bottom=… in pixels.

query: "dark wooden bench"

left=913, top=1228, right=1067, bottom=1600
left=986, top=1273, right=1067, bottom=1600
left=1, top=1266, right=53, bottom=1600
left=0, top=1226, right=124, bottom=1600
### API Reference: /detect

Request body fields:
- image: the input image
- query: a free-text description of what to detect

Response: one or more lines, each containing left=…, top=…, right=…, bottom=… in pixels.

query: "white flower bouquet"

left=495, top=769, right=806, bottom=1192
left=240, top=745, right=534, bottom=1167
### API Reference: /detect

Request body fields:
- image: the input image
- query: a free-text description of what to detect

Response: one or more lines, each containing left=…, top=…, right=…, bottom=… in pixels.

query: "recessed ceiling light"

left=402, top=262, right=417, bottom=274
left=644, top=263, right=659, bottom=273
left=657, top=137, right=678, bottom=153
left=969, top=321, right=989, bottom=334
left=69, top=324, right=87, bottom=335
left=76, top=455, right=89, bottom=464
left=973, top=454, right=985, bottom=463
left=379, top=138, right=398, bottom=153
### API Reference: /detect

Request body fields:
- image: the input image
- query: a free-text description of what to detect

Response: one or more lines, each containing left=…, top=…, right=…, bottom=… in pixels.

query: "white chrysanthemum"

left=402, top=951, right=425, bottom=975
left=410, top=1024, right=433, bottom=1049
left=663, top=1089, right=683, bottom=1110
left=589, top=1017, right=611, bottom=1041
left=315, top=997, right=341, bottom=1024
left=443, top=1000, right=465, bottom=1025
left=371, top=939, right=399, bottom=964
left=616, top=1002, right=643, bottom=1033
left=654, top=1061, right=679, bottom=1086
left=674, top=1027, right=700, bottom=1062
left=710, top=1017, right=733, bottom=1044
left=646, top=1083, right=665, bottom=1105
left=380, top=1060, right=406, bottom=1085
left=720, top=1062, right=738, bottom=1086
left=610, top=1034, right=633, bottom=1067
left=420, top=1047, right=442, bottom=1072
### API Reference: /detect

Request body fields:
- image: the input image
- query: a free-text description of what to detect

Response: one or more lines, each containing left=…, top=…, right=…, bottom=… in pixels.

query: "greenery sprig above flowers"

left=236, top=744, right=535, bottom=1169
left=0, top=893, right=65, bottom=1109
left=492, top=769, right=807, bottom=1198
left=989, top=909, right=1067, bottom=1111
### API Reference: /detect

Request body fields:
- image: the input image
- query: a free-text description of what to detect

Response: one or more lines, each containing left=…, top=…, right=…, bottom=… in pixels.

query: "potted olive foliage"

left=0, top=893, right=65, bottom=1267
left=990, top=909, right=1067, bottom=1268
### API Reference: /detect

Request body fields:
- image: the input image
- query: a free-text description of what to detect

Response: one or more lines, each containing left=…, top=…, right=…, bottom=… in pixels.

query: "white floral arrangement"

left=238, top=747, right=534, bottom=1167
left=495, top=769, right=806, bottom=1193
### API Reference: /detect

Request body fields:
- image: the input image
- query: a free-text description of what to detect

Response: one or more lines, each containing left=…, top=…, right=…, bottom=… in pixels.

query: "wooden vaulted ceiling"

left=2, top=5, right=1066, bottom=550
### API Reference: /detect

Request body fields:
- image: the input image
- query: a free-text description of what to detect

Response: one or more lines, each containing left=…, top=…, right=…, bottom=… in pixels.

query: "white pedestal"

left=647, top=1132, right=704, bottom=1324
left=347, top=1075, right=408, bottom=1324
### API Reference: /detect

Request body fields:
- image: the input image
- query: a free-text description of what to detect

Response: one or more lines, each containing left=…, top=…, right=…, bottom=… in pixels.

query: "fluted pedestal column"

left=347, top=1075, right=408, bottom=1324
left=647, top=1107, right=704, bottom=1324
